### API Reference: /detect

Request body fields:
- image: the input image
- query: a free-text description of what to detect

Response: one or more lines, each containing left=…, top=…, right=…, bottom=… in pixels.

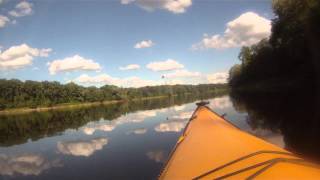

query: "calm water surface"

left=0, top=93, right=315, bottom=179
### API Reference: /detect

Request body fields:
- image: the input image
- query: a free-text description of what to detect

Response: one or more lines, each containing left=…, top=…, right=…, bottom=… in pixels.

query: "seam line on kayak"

left=246, top=159, right=320, bottom=180
left=214, top=158, right=303, bottom=180
left=193, top=150, right=294, bottom=179
left=245, top=160, right=278, bottom=180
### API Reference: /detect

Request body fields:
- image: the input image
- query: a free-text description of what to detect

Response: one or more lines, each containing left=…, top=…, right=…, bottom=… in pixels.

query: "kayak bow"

left=159, top=103, right=320, bottom=179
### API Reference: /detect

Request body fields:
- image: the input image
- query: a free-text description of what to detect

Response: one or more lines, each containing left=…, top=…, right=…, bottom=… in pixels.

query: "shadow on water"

left=230, top=90, right=320, bottom=163
left=0, top=93, right=221, bottom=147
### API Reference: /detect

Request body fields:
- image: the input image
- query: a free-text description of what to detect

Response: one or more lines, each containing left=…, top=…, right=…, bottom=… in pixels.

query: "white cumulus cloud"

left=192, top=12, right=271, bottom=50
left=9, top=1, right=33, bottom=17
left=74, top=74, right=115, bottom=85
left=121, top=0, right=192, bottom=14
left=146, top=59, right=184, bottom=72
left=166, top=79, right=185, bottom=85
left=48, top=55, right=102, bottom=75
left=163, top=69, right=201, bottom=78
left=0, top=15, right=9, bottom=28
left=207, top=72, right=229, bottom=84
left=57, top=138, right=108, bottom=157
left=73, top=73, right=160, bottom=88
left=121, top=0, right=135, bottom=4
left=134, top=40, right=154, bottom=49
left=0, top=44, right=52, bottom=70
left=119, top=64, right=140, bottom=70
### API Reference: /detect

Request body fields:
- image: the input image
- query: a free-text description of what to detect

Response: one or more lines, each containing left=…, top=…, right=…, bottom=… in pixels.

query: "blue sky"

left=0, top=0, right=273, bottom=87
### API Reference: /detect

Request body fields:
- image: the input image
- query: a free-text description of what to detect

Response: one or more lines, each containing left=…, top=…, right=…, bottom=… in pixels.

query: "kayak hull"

left=159, top=106, right=320, bottom=179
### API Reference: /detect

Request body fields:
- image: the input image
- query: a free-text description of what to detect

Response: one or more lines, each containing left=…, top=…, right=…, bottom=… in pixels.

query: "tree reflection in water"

left=230, top=91, right=320, bottom=163
left=0, top=93, right=220, bottom=147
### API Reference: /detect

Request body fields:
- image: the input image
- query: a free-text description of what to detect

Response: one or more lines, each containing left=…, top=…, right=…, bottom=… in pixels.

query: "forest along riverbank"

left=0, top=79, right=228, bottom=114
left=0, top=96, right=167, bottom=115
left=0, top=92, right=226, bottom=115
left=226, top=0, right=320, bottom=163
left=228, top=1, right=320, bottom=95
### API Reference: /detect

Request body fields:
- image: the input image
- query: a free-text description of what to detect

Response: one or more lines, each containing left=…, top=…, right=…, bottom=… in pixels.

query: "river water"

left=0, top=93, right=317, bottom=180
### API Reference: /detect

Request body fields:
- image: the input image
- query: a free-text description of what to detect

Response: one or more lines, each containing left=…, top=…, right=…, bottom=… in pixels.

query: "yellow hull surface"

left=159, top=105, right=320, bottom=179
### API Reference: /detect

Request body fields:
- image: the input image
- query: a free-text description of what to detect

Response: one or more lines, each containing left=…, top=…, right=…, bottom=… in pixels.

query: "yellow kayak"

left=159, top=103, right=320, bottom=179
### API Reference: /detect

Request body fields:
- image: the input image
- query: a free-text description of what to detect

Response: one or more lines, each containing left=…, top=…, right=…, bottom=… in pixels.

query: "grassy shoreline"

left=0, top=95, right=169, bottom=115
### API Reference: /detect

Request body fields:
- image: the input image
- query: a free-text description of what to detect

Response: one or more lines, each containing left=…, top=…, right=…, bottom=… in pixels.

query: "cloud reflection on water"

left=146, top=150, right=166, bottom=163
left=171, top=111, right=193, bottom=119
left=173, top=105, right=186, bottom=111
left=127, top=128, right=148, bottom=135
left=154, top=111, right=192, bottom=133
left=57, top=138, right=108, bottom=157
left=82, top=109, right=166, bottom=135
left=209, top=96, right=232, bottom=109
left=0, top=154, right=61, bottom=176
left=83, top=123, right=115, bottom=135
left=155, top=121, right=187, bottom=132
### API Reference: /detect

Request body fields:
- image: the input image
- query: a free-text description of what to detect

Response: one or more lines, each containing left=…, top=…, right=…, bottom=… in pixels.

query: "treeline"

left=0, top=79, right=227, bottom=110
left=229, top=0, right=320, bottom=92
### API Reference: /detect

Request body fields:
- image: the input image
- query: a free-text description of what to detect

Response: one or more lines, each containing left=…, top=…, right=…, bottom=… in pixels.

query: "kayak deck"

left=159, top=105, right=320, bottom=179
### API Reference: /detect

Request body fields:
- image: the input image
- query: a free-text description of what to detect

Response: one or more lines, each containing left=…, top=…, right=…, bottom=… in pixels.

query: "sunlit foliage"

left=0, top=79, right=227, bottom=110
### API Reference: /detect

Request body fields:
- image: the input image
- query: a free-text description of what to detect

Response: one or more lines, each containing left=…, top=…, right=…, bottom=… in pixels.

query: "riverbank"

left=0, top=95, right=169, bottom=115
left=230, top=77, right=312, bottom=94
